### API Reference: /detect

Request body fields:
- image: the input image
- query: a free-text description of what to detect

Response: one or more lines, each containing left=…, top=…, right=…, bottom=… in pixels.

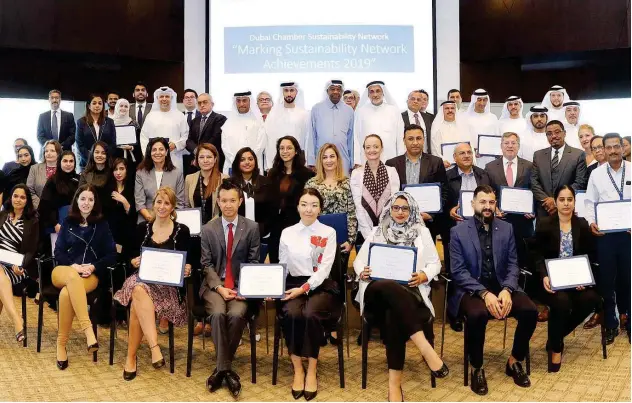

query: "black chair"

left=271, top=247, right=346, bottom=388
left=11, top=282, right=29, bottom=347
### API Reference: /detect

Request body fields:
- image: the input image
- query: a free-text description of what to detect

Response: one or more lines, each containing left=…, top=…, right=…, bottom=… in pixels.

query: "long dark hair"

left=269, top=135, right=306, bottom=179
left=67, top=184, right=104, bottom=224
left=16, top=145, right=36, bottom=168
left=83, top=93, right=106, bottom=126
left=52, top=150, right=79, bottom=198
left=196, top=143, right=222, bottom=199
left=84, top=141, right=112, bottom=175
left=137, top=137, right=176, bottom=172
left=231, top=147, right=260, bottom=185
left=554, top=184, right=575, bottom=200
left=6, top=184, right=36, bottom=220
left=111, top=157, right=135, bottom=190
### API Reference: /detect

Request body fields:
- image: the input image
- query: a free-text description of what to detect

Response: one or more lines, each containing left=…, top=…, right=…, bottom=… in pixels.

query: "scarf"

left=361, top=161, right=390, bottom=226
left=375, top=191, right=425, bottom=246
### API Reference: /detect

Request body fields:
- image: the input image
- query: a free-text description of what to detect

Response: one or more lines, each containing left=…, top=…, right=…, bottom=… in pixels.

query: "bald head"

left=453, top=142, right=474, bottom=170
left=197, top=93, right=214, bottom=115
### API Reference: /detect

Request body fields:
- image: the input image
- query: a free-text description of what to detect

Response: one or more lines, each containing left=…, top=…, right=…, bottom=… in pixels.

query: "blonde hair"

left=314, top=143, right=346, bottom=183
left=578, top=123, right=595, bottom=136
left=150, top=186, right=178, bottom=222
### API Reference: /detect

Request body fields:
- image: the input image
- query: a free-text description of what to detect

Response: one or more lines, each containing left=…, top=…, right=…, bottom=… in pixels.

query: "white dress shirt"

left=279, top=219, right=337, bottom=290
left=503, top=157, right=518, bottom=186
left=51, top=108, right=61, bottom=138
left=407, top=110, right=428, bottom=153
left=584, top=160, right=631, bottom=225
left=550, top=144, right=565, bottom=163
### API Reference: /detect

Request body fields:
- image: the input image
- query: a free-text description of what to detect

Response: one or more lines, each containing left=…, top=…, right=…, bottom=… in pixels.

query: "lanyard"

left=606, top=163, right=625, bottom=200
left=198, top=173, right=207, bottom=214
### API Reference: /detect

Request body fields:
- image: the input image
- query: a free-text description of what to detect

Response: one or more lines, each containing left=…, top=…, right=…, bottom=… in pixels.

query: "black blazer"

left=269, top=167, right=315, bottom=231
left=0, top=211, right=39, bottom=278
left=183, top=110, right=202, bottom=128
left=186, top=111, right=227, bottom=170
left=445, top=165, right=491, bottom=212
left=401, top=110, right=435, bottom=154
left=37, top=110, right=76, bottom=151
left=533, top=215, right=595, bottom=279
left=75, top=117, right=117, bottom=169
left=232, top=175, right=279, bottom=239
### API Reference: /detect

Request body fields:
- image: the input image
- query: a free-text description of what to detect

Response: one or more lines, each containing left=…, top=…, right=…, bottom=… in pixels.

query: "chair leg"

left=109, top=303, right=116, bottom=365
left=169, top=322, right=175, bottom=374
left=337, top=315, right=345, bottom=388
left=526, top=344, right=530, bottom=375
left=361, top=316, right=369, bottom=389
left=463, top=320, right=469, bottom=387
left=503, top=319, right=508, bottom=350
left=250, top=316, right=257, bottom=384
left=272, top=316, right=281, bottom=385
left=21, top=292, right=27, bottom=347
left=429, top=336, right=436, bottom=388
left=92, top=321, right=98, bottom=362
left=37, top=297, right=44, bottom=353
left=264, top=301, right=269, bottom=355
left=601, top=324, right=607, bottom=359
left=345, top=302, right=350, bottom=358
left=202, top=317, right=206, bottom=350
left=441, top=280, right=449, bottom=358
left=186, top=313, right=194, bottom=377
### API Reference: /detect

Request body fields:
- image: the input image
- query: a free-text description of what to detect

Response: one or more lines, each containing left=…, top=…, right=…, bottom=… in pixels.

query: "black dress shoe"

left=304, top=390, right=318, bottom=401
left=449, top=318, right=463, bottom=332
left=291, top=388, right=304, bottom=400
left=206, top=368, right=225, bottom=393
left=505, top=361, right=531, bottom=387
left=328, top=334, right=341, bottom=346
left=605, top=328, right=619, bottom=345
left=123, top=363, right=137, bottom=381
left=225, top=370, right=242, bottom=398
left=546, top=341, right=564, bottom=373
left=430, top=363, right=450, bottom=378
left=470, top=368, right=488, bottom=396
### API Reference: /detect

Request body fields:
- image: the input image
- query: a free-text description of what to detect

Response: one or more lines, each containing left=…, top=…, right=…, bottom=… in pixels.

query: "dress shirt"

left=219, top=216, right=239, bottom=278
left=458, top=167, right=478, bottom=191
left=502, top=157, right=518, bottom=186
left=550, top=144, right=565, bottom=163
left=584, top=160, right=631, bottom=225
left=51, top=108, right=61, bottom=138
left=407, top=109, right=427, bottom=134
left=307, top=98, right=354, bottom=172
left=405, top=154, right=421, bottom=184
left=476, top=217, right=500, bottom=291
left=154, top=171, right=164, bottom=188
left=279, top=219, right=337, bottom=290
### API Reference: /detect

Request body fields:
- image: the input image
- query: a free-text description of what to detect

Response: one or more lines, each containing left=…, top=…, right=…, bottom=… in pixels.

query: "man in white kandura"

left=221, top=91, right=266, bottom=175
left=541, top=85, right=569, bottom=122
left=498, top=96, right=527, bottom=135
left=561, top=101, right=583, bottom=149
left=140, top=86, right=189, bottom=172
left=353, top=80, right=405, bottom=166
left=465, top=89, right=499, bottom=168
left=519, top=105, right=549, bottom=162
left=431, top=100, right=471, bottom=168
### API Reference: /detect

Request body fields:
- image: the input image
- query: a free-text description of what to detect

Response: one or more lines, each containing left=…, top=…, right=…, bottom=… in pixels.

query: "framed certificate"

left=477, top=134, right=502, bottom=157
left=238, top=263, right=287, bottom=298
left=459, top=190, right=475, bottom=218
left=574, top=190, right=587, bottom=218
left=176, top=208, right=202, bottom=236
left=403, top=183, right=442, bottom=213
left=0, top=249, right=24, bottom=267
left=115, top=125, right=137, bottom=145
left=545, top=255, right=595, bottom=291
left=595, top=200, right=631, bottom=233
left=368, top=243, right=417, bottom=284
left=441, top=142, right=468, bottom=165
left=499, top=186, right=534, bottom=215
left=138, top=247, right=187, bottom=287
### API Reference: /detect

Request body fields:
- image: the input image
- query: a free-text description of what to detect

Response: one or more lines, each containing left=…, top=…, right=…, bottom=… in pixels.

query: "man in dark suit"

left=129, top=82, right=152, bottom=128
left=402, top=89, right=434, bottom=154
left=386, top=123, right=446, bottom=240
left=186, top=93, right=227, bottom=172
left=200, top=180, right=260, bottom=397
left=182, top=88, right=202, bottom=127
left=37, top=89, right=76, bottom=153
left=449, top=185, right=537, bottom=395
left=531, top=120, right=588, bottom=217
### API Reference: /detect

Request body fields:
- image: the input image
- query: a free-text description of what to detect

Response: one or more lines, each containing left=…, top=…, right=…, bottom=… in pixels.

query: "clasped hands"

left=484, top=289, right=512, bottom=319
left=71, top=263, right=96, bottom=278
left=360, top=266, right=428, bottom=287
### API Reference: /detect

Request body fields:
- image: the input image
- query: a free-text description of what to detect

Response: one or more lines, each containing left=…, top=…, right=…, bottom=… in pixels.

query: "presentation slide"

left=209, top=0, right=434, bottom=112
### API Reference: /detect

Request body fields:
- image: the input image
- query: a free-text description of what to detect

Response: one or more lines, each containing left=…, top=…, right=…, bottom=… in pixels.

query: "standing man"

left=531, top=120, right=588, bottom=218
left=447, top=89, right=465, bottom=113
left=519, top=105, right=549, bottom=162
left=465, top=89, right=499, bottom=168
left=431, top=101, right=470, bottom=168
left=182, top=89, right=201, bottom=127
left=256, top=91, right=274, bottom=122
left=561, top=101, right=582, bottom=149
left=402, top=89, right=434, bottom=154
left=37, top=89, right=76, bottom=153
left=106, top=91, right=120, bottom=119
left=353, top=80, right=405, bottom=165
left=449, top=185, right=537, bottom=395
left=306, top=80, right=354, bottom=173
left=343, top=90, right=360, bottom=110
left=200, top=180, right=261, bottom=397
left=186, top=93, right=227, bottom=172
left=541, top=85, right=569, bottom=122
left=498, top=96, right=526, bottom=135
left=221, top=91, right=266, bottom=174
left=129, top=82, right=152, bottom=129
left=585, top=132, right=631, bottom=344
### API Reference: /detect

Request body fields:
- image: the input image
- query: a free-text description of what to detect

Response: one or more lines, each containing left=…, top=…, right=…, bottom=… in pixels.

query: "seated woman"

left=279, top=188, right=339, bottom=401
left=2, top=145, right=36, bottom=207
left=52, top=184, right=117, bottom=370
left=0, top=184, right=39, bottom=342
left=27, top=139, right=61, bottom=209
left=114, top=187, right=191, bottom=381
left=354, top=192, right=448, bottom=401
left=38, top=151, right=79, bottom=233
left=79, top=141, right=113, bottom=205
left=533, top=185, right=600, bottom=373
left=184, top=143, right=226, bottom=223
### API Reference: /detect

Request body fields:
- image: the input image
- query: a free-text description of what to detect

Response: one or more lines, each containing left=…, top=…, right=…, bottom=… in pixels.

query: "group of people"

left=0, top=81, right=629, bottom=402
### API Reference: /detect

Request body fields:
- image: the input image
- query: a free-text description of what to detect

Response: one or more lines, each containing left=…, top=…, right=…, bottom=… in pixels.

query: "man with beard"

left=519, top=105, right=549, bottom=162
left=561, top=101, right=582, bottom=149
left=106, top=91, right=120, bottom=119
left=465, top=89, right=499, bottom=168
left=264, top=82, right=310, bottom=171
left=129, top=81, right=152, bottom=128
left=541, top=85, right=569, bottom=122
left=448, top=184, right=537, bottom=395
left=353, top=80, right=405, bottom=165
left=585, top=132, right=631, bottom=344
left=37, top=89, right=76, bottom=153
left=498, top=96, right=526, bottom=135
left=402, top=89, right=434, bottom=153
left=431, top=101, right=470, bottom=167
left=447, top=89, right=465, bottom=113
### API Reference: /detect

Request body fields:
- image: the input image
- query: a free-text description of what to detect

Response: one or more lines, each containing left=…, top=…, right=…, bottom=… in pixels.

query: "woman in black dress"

left=2, top=145, right=36, bottom=208
left=38, top=150, right=79, bottom=234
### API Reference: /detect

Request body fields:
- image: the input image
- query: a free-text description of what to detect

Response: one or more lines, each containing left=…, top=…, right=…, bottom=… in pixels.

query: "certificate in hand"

left=138, top=247, right=187, bottom=287
left=441, top=142, right=468, bottom=165
left=545, top=255, right=595, bottom=291
left=459, top=190, right=475, bottom=218
left=115, top=125, right=137, bottom=146
left=595, top=200, right=631, bottom=233
left=500, top=187, right=534, bottom=215
left=574, top=190, right=587, bottom=218
left=368, top=243, right=417, bottom=284
left=403, top=183, right=442, bottom=213
left=0, top=249, right=24, bottom=267
left=477, top=134, right=502, bottom=157
left=238, top=264, right=287, bottom=298
left=176, top=208, right=202, bottom=236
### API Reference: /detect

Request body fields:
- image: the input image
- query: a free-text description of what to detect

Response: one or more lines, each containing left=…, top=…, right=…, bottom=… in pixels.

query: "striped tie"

left=551, top=149, right=560, bottom=171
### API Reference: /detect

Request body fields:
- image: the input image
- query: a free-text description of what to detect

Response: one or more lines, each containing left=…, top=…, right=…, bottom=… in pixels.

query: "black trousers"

left=364, top=280, right=431, bottom=370
left=459, top=291, right=537, bottom=369
left=542, top=288, right=600, bottom=352
left=597, top=233, right=631, bottom=331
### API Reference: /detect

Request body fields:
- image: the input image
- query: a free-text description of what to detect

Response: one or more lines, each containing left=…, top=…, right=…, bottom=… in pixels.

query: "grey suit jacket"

left=485, top=156, right=533, bottom=192
left=134, top=167, right=185, bottom=222
left=129, top=103, right=153, bottom=128
left=26, top=163, right=50, bottom=209
left=531, top=145, right=588, bottom=216
left=200, top=216, right=261, bottom=296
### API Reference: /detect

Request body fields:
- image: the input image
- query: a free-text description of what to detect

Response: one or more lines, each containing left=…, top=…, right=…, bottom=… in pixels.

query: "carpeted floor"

left=0, top=294, right=629, bottom=402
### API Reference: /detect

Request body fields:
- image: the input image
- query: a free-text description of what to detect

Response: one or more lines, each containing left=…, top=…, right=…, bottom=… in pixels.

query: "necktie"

left=414, top=113, right=421, bottom=126
left=187, top=111, right=192, bottom=126
left=506, top=161, right=514, bottom=187
left=262, top=114, right=267, bottom=121
left=551, top=149, right=560, bottom=171
left=201, top=115, right=207, bottom=131
left=51, top=111, right=58, bottom=140
left=224, top=223, right=235, bottom=289
left=137, top=105, right=143, bottom=127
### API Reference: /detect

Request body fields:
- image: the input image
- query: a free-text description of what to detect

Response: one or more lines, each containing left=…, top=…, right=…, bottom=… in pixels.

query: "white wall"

left=184, top=0, right=206, bottom=94
left=435, top=0, right=460, bottom=105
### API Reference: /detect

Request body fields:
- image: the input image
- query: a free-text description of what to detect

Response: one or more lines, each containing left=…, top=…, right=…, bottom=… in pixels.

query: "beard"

left=284, top=95, right=296, bottom=104
left=474, top=209, right=494, bottom=224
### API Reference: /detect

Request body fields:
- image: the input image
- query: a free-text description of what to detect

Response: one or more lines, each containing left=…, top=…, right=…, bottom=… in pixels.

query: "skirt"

left=2, top=264, right=26, bottom=285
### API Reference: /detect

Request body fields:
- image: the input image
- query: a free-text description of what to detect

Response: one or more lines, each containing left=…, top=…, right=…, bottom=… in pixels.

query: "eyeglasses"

left=258, top=98, right=272, bottom=103
left=391, top=205, right=410, bottom=213
left=546, top=129, right=564, bottom=137
left=605, top=144, right=622, bottom=151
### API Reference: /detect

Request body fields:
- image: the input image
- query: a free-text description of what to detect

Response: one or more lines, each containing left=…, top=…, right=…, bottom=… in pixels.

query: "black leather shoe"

left=225, top=370, right=242, bottom=398
left=449, top=318, right=463, bottom=332
left=430, top=363, right=450, bottom=378
left=206, top=368, right=225, bottom=393
left=505, top=361, right=530, bottom=387
left=123, top=363, right=137, bottom=381
left=605, top=328, right=619, bottom=345
left=470, top=368, right=488, bottom=396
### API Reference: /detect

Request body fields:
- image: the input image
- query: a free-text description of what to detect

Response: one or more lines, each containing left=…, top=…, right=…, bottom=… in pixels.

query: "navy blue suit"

left=37, top=110, right=76, bottom=151
left=75, top=117, right=117, bottom=170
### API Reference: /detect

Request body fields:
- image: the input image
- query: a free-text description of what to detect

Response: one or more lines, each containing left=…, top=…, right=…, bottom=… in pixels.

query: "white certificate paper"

left=368, top=243, right=417, bottom=284
left=115, top=125, right=137, bottom=145
left=176, top=208, right=202, bottom=236
left=238, top=264, right=286, bottom=298
left=0, top=249, right=24, bottom=267
left=138, top=248, right=186, bottom=287
left=477, top=135, right=502, bottom=157
left=500, top=187, right=534, bottom=214
left=574, top=191, right=587, bottom=218
left=546, top=255, right=595, bottom=290
left=596, top=200, right=631, bottom=232
left=441, top=142, right=466, bottom=165
left=403, top=184, right=442, bottom=213
left=460, top=191, right=475, bottom=218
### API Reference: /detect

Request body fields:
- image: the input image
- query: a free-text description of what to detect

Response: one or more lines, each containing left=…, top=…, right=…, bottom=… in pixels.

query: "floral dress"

left=559, top=229, right=573, bottom=258
left=304, top=177, right=358, bottom=245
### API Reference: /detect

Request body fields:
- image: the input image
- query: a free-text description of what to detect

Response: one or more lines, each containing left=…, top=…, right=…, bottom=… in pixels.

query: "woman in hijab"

left=112, top=98, right=142, bottom=169
left=353, top=191, right=448, bottom=401
left=2, top=145, right=36, bottom=208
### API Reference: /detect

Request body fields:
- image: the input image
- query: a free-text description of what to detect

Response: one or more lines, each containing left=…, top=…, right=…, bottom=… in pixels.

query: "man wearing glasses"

left=256, top=91, right=273, bottom=121
left=402, top=89, right=434, bottom=154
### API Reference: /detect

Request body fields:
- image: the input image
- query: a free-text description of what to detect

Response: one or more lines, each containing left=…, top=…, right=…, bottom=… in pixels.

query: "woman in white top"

left=354, top=191, right=448, bottom=401
left=279, top=188, right=339, bottom=401
left=350, top=134, right=400, bottom=242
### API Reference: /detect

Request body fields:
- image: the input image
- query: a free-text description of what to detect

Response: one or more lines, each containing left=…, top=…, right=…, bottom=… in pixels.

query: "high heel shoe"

left=430, top=362, right=450, bottom=378
left=547, top=342, right=564, bottom=373
left=150, top=344, right=165, bottom=369
left=15, top=328, right=25, bottom=343
left=291, top=388, right=304, bottom=400
left=87, top=342, right=99, bottom=354
left=56, top=346, right=68, bottom=370
left=304, top=375, right=318, bottom=401
left=123, top=361, right=137, bottom=381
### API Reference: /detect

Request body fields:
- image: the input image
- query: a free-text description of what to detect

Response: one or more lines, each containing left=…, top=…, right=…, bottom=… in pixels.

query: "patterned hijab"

left=361, top=161, right=391, bottom=226
left=375, top=191, right=426, bottom=246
